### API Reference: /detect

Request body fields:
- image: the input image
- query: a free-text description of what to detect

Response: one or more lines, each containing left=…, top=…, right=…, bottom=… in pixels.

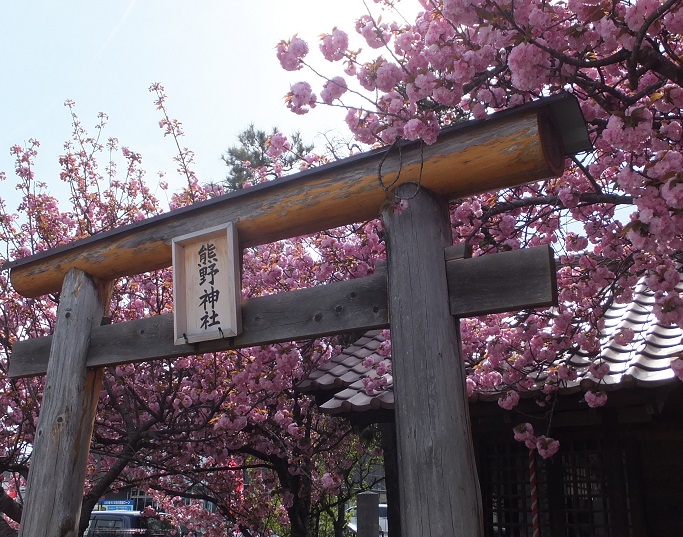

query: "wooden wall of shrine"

left=472, top=383, right=683, bottom=537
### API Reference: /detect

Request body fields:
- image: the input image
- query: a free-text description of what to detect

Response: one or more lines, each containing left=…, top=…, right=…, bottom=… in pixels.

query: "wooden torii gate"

left=4, top=94, right=590, bottom=537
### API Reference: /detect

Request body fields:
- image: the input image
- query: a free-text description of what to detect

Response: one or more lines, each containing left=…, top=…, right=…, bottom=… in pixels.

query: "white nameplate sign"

left=172, top=223, right=242, bottom=345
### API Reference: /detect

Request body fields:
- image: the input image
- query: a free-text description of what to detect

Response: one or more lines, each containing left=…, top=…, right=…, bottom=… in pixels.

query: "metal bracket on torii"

left=4, top=94, right=591, bottom=537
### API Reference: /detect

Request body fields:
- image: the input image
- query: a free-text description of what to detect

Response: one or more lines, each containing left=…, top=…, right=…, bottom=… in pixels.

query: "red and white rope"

left=529, top=449, right=540, bottom=537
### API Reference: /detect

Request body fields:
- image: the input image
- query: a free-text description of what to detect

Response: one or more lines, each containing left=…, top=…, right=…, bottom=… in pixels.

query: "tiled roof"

left=297, top=329, right=395, bottom=415
left=297, top=331, right=385, bottom=392
left=565, top=278, right=682, bottom=388
left=301, top=279, right=683, bottom=415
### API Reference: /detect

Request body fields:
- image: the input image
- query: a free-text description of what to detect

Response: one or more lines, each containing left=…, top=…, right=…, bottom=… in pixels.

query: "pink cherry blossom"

left=0, top=96, right=397, bottom=536
left=375, top=62, right=404, bottom=93
left=498, top=390, right=520, bottom=410
left=321, top=473, right=337, bottom=490
left=536, top=435, right=560, bottom=459
left=624, top=0, right=662, bottom=31
left=588, top=362, right=611, bottom=380
left=672, top=358, right=683, bottom=381
left=603, top=107, right=653, bottom=152
left=266, top=132, right=292, bottom=159
left=507, top=43, right=552, bottom=91
left=613, top=328, right=635, bottom=346
left=277, top=37, right=309, bottom=71
left=585, top=390, right=609, bottom=408
left=286, top=81, right=317, bottom=115
left=356, top=15, right=390, bottom=48
left=319, top=28, right=349, bottom=61
left=513, top=423, right=537, bottom=450
left=320, top=76, right=348, bottom=104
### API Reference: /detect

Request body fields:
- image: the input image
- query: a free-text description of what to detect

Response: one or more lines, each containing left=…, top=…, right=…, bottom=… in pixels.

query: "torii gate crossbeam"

left=4, top=93, right=587, bottom=299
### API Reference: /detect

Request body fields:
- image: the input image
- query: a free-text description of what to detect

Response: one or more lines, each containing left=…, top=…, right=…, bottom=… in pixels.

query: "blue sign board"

left=97, top=499, right=135, bottom=511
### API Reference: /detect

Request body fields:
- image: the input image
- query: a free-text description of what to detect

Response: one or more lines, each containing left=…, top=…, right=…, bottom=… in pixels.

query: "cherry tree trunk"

left=18, top=269, right=110, bottom=537
left=382, top=184, right=483, bottom=537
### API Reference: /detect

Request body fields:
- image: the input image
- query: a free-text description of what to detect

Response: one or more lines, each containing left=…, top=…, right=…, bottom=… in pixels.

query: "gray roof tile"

left=303, top=277, right=683, bottom=415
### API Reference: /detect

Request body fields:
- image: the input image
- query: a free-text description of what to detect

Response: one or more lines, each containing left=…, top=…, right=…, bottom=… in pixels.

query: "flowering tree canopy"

left=277, top=0, right=683, bottom=448
left=3, top=1, right=683, bottom=534
left=0, top=90, right=385, bottom=537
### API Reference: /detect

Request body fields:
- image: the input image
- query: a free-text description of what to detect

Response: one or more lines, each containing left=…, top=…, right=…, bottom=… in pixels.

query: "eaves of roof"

left=300, top=278, right=682, bottom=416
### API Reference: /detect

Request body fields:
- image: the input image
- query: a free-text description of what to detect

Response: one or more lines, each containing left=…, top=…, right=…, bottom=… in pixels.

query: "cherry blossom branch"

left=474, top=193, right=633, bottom=229
left=149, top=83, right=199, bottom=203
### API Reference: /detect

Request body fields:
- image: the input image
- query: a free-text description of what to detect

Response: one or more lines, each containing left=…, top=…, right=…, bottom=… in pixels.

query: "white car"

left=346, top=503, right=388, bottom=536
left=84, top=510, right=179, bottom=536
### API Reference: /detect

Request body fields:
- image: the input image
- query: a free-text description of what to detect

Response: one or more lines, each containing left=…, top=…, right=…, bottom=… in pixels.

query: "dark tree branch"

left=478, top=193, right=633, bottom=223
left=635, top=46, right=683, bottom=87
left=0, top=518, right=17, bottom=537
left=0, top=489, right=22, bottom=525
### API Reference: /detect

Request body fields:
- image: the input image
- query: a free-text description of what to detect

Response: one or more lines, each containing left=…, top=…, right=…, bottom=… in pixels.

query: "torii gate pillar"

left=382, top=183, right=483, bottom=536
left=18, top=270, right=111, bottom=537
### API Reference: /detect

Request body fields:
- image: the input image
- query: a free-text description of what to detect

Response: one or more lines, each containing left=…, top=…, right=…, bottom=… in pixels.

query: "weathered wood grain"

left=8, top=107, right=566, bottom=298
left=382, top=184, right=483, bottom=537
left=380, top=422, right=401, bottom=537
left=444, top=242, right=473, bottom=261
left=18, top=270, right=110, bottom=537
left=9, top=271, right=390, bottom=377
left=448, top=245, right=557, bottom=316
left=9, top=248, right=558, bottom=378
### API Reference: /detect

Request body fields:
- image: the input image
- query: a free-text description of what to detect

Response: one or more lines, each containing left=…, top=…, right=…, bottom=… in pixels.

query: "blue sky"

left=0, top=1, right=409, bottom=207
